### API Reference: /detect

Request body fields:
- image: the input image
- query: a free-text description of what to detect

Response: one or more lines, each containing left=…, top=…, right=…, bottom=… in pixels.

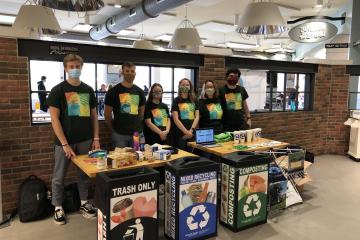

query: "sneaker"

left=54, top=209, right=66, bottom=225
left=80, top=202, right=97, bottom=218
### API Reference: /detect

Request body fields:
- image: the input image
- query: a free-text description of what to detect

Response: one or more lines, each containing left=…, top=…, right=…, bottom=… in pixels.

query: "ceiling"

left=0, top=0, right=351, bottom=52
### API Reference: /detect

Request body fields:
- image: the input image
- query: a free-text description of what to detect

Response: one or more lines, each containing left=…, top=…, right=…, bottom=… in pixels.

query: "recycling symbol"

left=186, top=205, right=210, bottom=231
left=243, top=194, right=262, bottom=218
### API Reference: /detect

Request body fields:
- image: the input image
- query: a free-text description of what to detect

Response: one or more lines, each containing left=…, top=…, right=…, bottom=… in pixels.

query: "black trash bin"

left=219, top=152, right=270, bottom=232
left=95, top=167, right=160, bottom=240
left=164, top=156, right=219, bottom=240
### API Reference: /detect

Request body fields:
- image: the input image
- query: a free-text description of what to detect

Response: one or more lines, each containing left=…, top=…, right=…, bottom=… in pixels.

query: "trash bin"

left=219, top=152, right=270, bottom=232
left=95, top=167, right=160, bottom=240
left=164, top=156, right=219, bottom=240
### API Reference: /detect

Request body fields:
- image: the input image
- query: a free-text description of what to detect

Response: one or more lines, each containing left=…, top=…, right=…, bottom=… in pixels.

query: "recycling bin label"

left=164, top=170, right=176, bottom=239
left=109, top=181, right=158, bottom=240
left=178, top=171, right=217, bottom=240
left=237, top=164, right=268, bottom=228
left=269, top=180, right=287, bottom=212
left=220, top=163, right=236, bottom=228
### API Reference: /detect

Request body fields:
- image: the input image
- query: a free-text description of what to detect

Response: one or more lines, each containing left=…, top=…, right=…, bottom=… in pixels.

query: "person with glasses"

left=144, top=83, right=171, bottom=145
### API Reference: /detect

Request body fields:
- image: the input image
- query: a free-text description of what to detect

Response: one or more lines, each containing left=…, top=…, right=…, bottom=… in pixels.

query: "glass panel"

left=134, top=66, right=150, bottom=93
left=174, top=68, right=193, bottom=87
left=349, top=92, right=360, bottom=110
left=275, top=73, right=285, bottom=92
left=151, top=67, right=172, bottom=92
left=298, top=92, right=305, bottom=110
left=162, top=93, right=173, bottom=109
left=241, top=69, right=268, bottom=112
left=272, top=92, right=284, bottom=111
left=31, top=93, right=51, bottom=123
left=30, top=60, right=64, bottom=91
left=285, top=92, right=297, bottom=110
left=298, top=74, right=306, bottom=92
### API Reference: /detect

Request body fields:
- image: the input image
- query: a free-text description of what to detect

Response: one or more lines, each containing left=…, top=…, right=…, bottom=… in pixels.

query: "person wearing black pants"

left=171, top=78, right=199, bottom=150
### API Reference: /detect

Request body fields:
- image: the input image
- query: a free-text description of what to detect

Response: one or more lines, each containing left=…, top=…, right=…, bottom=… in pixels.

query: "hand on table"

left=62, top=145, right=76, bottom=159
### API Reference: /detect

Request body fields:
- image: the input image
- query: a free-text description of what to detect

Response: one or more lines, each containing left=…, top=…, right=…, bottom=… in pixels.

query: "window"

left=349, top=76, right=360, bottom=110
left=241, top=69, right=313, bottom=112
left=29, top=60, right=196, bottom=124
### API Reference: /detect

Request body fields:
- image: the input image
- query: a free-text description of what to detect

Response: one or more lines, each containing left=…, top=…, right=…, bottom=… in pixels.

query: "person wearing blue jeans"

left=104, top=62, right=146, bottom=147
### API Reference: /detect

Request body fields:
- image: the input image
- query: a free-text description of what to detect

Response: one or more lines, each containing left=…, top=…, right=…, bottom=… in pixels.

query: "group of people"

left=46, top=54, right=251, bottom=225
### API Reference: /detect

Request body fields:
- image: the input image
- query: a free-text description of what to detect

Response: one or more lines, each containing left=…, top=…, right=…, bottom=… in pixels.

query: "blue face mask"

left=68, top=69, right=81, bottom=79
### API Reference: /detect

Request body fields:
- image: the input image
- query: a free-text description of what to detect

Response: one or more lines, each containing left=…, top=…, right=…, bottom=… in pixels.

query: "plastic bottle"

left=181, top=190, right=193, bottom=209
left=139, top=132, right=146, bottom=151
left=133, top=131, right=140, bottom=151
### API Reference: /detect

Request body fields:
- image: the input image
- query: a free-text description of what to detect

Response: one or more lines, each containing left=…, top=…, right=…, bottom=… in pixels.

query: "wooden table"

left=72, top=149, right=198, bottom=178
left=187, top=138, right=290, bottom=157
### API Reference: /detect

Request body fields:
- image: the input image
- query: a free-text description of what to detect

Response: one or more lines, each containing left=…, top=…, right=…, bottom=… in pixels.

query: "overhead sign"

left=325, top=43, right=349, bottom=48
left=289, top=21, right=338, bottom=43
left=49, top=44, right=79, bottom=55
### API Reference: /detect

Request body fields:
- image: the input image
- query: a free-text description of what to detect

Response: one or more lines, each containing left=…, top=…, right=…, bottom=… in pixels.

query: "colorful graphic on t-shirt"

left=225, top=93, right=242, bottom=110
left=119, top=93, right=140, bottom=115
left=206, top=103, right=223, bottom=120
left=179, top=103, right=195, bottom=120
left=151, top=108, right=168, bottom=127
left=65, top=92, right=90, bottom=117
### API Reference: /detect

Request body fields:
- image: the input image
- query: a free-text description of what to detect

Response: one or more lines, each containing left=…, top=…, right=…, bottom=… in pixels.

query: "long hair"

left=147, top=83, right=163, bottom=104
left=178, top=78, right=196, bottom=103
left=200, top=79, right=218, bottom=99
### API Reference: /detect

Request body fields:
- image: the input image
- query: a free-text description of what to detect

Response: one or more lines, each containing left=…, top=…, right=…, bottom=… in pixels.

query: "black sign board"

left=325, top=43, right=349, bottom=48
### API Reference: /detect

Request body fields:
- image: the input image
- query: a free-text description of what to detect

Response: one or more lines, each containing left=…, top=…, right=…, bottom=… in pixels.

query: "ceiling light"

left=133, top=38, right=154, bottom=50
left=116, top=29, right=135, bottom=36
left=156, top=33, right=173, bottom=42
left=196, top=21, right=236, bottom=33
left=72, top=23, right=93, bottom=32
left=236, top=1, right=287, bottom=35
left=13, top=4, right=61, bottom=35
left=225, top=41, right=257, bottom=49
left=314, top=0, right=324, bottom=8
left=0, top=14, right=16, bottom=25
left=114, top=4, right=122, bottom=8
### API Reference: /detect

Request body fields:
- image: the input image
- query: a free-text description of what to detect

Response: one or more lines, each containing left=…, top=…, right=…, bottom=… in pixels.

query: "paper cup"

left=239, top=131, right=246, bottom=143
left=246, top=130, right=253, bottom=142
left=233, top=131, right=240, bottom=144
left=253, top=128, right=262, bottom=141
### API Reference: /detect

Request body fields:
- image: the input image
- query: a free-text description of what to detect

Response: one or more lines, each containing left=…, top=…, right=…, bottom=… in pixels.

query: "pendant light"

left=169, top=5, right=202, bottom=50
left=13, top=1, right=61, bottom=36
left=236, top=1, right=287, bottom=35
left=132, top=24, right=154, bottom=50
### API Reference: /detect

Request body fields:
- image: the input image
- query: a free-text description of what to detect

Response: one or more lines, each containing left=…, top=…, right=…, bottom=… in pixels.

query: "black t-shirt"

left=46, top=81, right=96, bottom=145
left=219, top=85, right=249, bottom=131
left=105, top=83, right=146, bottom=135
left=199, top=97, right=223, bottom=134
left=171, top=97, right=198, bottom=136
left=144, top=101, right=170, bottom=144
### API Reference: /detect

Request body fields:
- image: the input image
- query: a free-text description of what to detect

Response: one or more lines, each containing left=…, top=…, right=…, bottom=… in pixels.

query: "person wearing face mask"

left=171, top=78, right=200, bottom=150
left=46, top=54, right=100, bottom=225
left=199, top=80, right=223, bottom=134
left=144, top=83, right=171, bottom=145
left=219, top=69, right=251, bottom=132
left=104, top=62, right=146, bottom=147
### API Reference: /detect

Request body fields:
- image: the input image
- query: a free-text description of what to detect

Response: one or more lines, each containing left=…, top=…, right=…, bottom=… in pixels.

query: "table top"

left=187, top=138, right=290, bottom=157
left=72, top=148, right=198, bottom=178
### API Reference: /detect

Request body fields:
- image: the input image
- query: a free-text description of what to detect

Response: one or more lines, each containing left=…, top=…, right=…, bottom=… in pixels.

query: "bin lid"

left=221, top=151, right=270, bottom=168
left=97, top=166, right=158, bottom=182
left=167, top=156, right=218, bottom=170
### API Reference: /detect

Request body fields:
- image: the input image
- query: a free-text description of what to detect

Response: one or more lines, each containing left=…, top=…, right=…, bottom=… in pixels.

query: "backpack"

left=18, top=175, right=51, bottom=222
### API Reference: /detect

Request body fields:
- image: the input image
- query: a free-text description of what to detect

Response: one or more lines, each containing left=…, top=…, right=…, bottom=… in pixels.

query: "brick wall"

left=0, top=39, right=350, bottom=215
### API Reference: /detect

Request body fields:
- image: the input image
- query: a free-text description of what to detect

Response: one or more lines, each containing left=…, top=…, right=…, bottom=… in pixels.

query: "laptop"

left=195, top=128, right=221, bottom=148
